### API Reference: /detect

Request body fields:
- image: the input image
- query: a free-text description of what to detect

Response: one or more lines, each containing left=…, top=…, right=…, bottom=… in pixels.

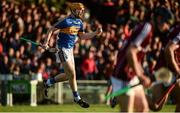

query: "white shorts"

left=55, top=47, right=74, bottom=64
left=111, top=76, right=142, bottom=96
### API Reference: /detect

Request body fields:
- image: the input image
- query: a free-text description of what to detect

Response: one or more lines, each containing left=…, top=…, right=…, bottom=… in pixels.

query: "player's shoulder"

left=57, top=17, right=67, bottom=22
left=78, top=19, right=83, bottom=23
left=136, top=21, right=151, bottom=26
left=133, top=22, right=152, bottom=33
left=65, top=16, right=83, bottom=23
left=76, top=19, right=83, bottom=26
left=168, top=24, right=180, bottom=35
left=141, top=22, right=152, bottom=30
left=173, top=24, right=180, bottom=31
left=167, top=24, right=180, bottom=43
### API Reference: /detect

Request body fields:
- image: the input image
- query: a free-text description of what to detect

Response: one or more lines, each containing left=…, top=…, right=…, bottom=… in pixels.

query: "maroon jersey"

left=168, top=24, right=180, bottom=69
left=113, top=22, right=153, bottom=81
left=154, top=24, right=180, bottom=72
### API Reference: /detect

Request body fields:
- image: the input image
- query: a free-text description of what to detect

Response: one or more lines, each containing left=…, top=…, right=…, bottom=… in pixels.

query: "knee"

left=68, top=73, right=75, bottom=79
left=64, top=67, right=75, bottom=78
left=66, top=71, right=76, bottom=79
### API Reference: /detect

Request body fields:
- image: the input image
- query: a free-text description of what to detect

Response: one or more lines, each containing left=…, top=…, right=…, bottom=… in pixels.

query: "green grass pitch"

left=0, top=104, right=176, bottom=112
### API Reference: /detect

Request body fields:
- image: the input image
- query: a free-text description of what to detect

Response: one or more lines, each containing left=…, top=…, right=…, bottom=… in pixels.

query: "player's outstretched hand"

left=41, top=43, right=58, bottom=52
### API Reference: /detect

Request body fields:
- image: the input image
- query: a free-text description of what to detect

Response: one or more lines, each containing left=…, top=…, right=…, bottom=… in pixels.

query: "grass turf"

left=0, top=104, right=176, bottom=112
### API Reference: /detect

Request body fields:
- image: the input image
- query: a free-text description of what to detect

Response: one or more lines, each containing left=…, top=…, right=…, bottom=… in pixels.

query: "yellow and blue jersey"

left=55, top=16, right=84, bottom=48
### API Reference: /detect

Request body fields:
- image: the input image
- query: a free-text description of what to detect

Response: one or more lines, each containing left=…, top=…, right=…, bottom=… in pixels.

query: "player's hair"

left=69, top=3, right=85, bottom=10
left=154, top=7, right=174, bottom=25
left=68, top=3, right=85, bottom=19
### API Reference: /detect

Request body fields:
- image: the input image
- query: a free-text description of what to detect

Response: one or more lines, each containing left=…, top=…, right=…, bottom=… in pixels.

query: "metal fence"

left=0, top=74, right=108, bottom=106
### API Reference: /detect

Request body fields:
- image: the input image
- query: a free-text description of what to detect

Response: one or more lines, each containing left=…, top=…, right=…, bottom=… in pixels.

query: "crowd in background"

left=0, top=0, right=180, bottom=81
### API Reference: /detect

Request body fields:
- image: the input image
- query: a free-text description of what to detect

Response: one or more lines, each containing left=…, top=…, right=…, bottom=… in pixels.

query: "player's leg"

left=45, top=73, right=68, bottom=87
left=62, top=60, right=78, bottom=93
left=110, top=96, right=117, bottom=108
left=43, top=49, right=73, bottom=97
left=175, top=82, right=180, bottom=112
left=44, top=48, right=71, bottom=88
left=54, top=73, right=69, bottom=82
left=171, top=82, right=180, bottom=112
left=134, top=85, right=149, bottom=112
left=105, top=79, right=117, bottom=107
left=146, top=83, right=167, bottom=111
left=105, top=83, right=112, bottom=105
left=61, top=48, right=89, bottom=108
left=118, top=93, right=135, bottom=112
left=110, top=76, right=135, bottom=112
left=43, top=72, right=68, bottom=97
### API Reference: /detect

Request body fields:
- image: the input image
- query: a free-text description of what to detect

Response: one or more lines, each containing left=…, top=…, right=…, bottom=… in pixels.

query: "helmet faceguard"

left=69, top=3, right=85, bottom=19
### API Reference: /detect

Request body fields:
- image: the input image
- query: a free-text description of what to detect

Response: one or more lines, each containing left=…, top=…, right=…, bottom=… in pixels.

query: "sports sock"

left=73, top=91, right=81, bottom=102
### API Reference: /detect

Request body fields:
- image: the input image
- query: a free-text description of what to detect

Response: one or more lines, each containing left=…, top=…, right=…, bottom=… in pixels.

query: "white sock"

left=74, top=96, right=81, bottom=102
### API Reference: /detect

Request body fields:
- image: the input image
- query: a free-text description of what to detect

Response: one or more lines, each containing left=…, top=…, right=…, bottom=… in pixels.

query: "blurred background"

left=0, top=0, right=179, bottom=110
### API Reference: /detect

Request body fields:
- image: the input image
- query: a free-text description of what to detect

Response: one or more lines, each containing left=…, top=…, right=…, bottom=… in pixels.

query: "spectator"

left=0, top=0, right=179, bottom=82
left=81, top=48, right=98, bottom=80
left=36, top=62, right=48, bottom=81
left=0, top=55, right=10, bottom=74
